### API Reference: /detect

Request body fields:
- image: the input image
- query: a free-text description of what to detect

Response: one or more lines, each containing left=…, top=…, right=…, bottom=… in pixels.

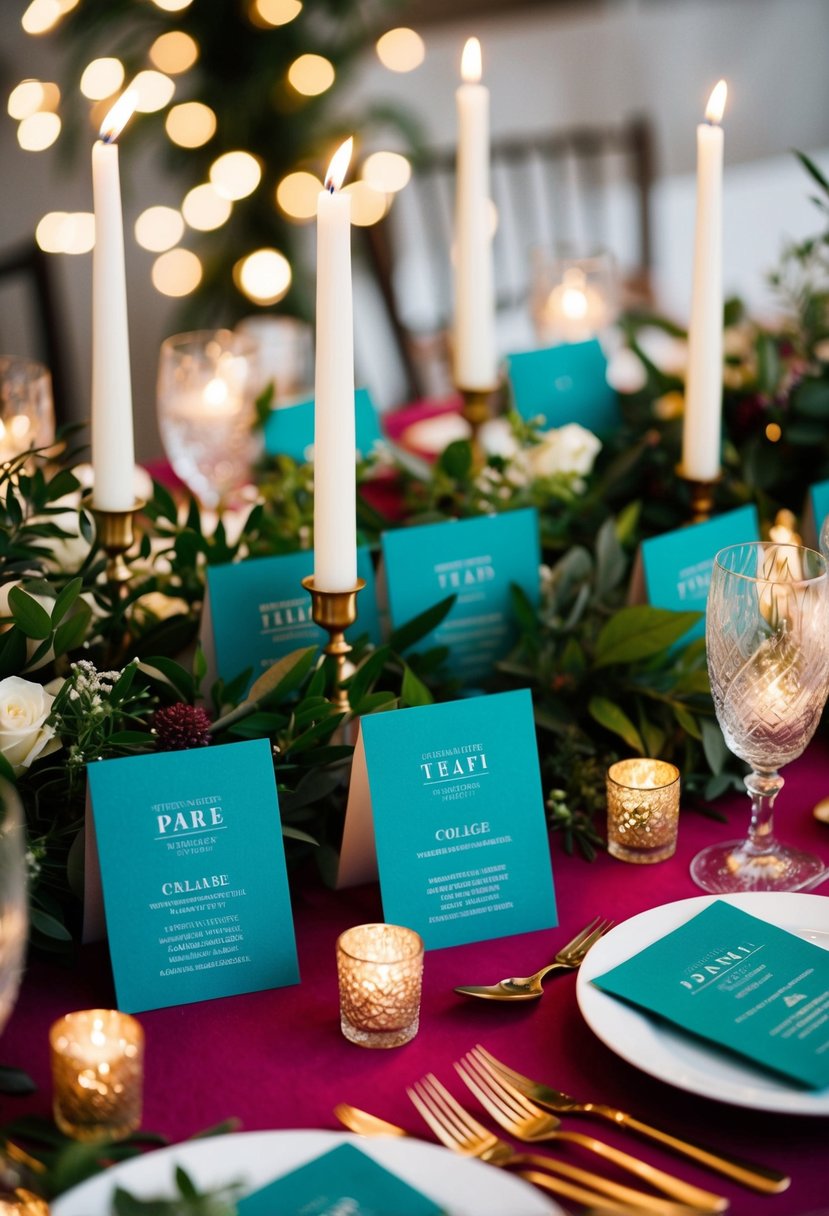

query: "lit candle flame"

left=705, top=79, right=727, bottom=125
left=325, top=137, right=353, bottom=192
left=461, top=36, right=482, bottom=84
left=99, top=88, right=138, bottom=143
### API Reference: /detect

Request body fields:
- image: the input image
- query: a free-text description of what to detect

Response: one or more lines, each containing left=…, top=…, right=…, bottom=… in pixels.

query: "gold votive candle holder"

left=0, top=1193, right=50, bottom=1216
left=606, top=758, right=681, bottom=864
left=49, top=1009, right=143, bottom=1142
left=337, top=923, right=424, bottom=1049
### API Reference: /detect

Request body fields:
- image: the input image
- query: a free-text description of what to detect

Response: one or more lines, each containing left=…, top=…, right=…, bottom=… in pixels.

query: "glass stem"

left=743, top=769, right=784, bottom=853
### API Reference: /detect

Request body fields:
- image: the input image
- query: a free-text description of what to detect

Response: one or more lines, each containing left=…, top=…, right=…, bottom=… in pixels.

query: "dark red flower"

left=153, top=704, right=212, bottom=752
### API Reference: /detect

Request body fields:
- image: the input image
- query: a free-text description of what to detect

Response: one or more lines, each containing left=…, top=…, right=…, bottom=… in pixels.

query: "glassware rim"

left=159, top=328, right=257, bottom=356
left=606, top=758, right=680, bottom=792
left=0, top=354, right=51, bottom=382
left=713, top=541, right=828, bottom=585
left=336, top=923, right=424, bottom=964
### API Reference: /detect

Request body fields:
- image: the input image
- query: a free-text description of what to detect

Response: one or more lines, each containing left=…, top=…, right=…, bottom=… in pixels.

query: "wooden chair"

left=0, top=240, right=74, bottom=426
left=362, top=113, right=655, bottom=402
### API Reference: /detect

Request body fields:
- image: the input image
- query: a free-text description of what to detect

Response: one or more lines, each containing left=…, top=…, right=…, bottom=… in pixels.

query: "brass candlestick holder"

left=302, top=575, right=365, bottom=712
left=458, top=384, right=498, bottom=467
left=87, top=497, right=146, bottom=586
left=677, top=467, right=720, bottom=525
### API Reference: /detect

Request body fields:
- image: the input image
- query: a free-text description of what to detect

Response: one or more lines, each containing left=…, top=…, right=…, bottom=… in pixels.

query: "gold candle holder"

left=458, top=384, right=497, bottom=467
left=301, top=576, right=365, bottom=712
left=676, top=466, right=720, bottom=525
left=606, top=758, right=681, bottom=864
left=87, top=497, right=146, bottom=586
left=49, top=1009, right=143, bottom=1142
left=336, top=923, right=424, bottom=1049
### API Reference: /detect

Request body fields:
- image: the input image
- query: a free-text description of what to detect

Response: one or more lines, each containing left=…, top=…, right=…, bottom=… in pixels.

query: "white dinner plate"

left=52, top=1129, right=562, bottom=1216
left=577, top=892, right=829, bottom=1115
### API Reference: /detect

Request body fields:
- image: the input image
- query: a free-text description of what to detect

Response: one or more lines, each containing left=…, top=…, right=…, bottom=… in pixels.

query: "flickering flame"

left=325, top=137, right=353, bottom=192
left=705, top=79, right=727, bottom=125
left=461, top=36, right=481, bottom=83
left=99, top=88, right=138, bottom=142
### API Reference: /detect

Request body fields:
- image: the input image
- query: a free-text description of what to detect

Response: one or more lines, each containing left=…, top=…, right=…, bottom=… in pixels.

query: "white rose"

left=525, top=423, right=602, bottom=480
left=0, top=676, right=61, bottom=775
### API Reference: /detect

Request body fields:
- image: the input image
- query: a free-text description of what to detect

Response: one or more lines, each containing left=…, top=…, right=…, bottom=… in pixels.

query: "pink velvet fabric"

left=3, top=749, right=829, bottom=1215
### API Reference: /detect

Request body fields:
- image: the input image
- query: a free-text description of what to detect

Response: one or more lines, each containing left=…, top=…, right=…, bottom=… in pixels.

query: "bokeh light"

left=135, top=205, right=185, bottom=252
left=362, top=151, right=411, bottom=194
left=234, top=248, right=292, bottom=305
left=209, top=150, right=262, bottom=200
left=150, top=31, right=199, bottom=74
left=36, top=211, right=95, bottom=254
left=252, top=0, right=301, bottom=26
left=165, top=100, right=216, bottom=148
left=150, top=0, right=193, bottom=10
left=376, top=27, right=425, bottom=73
left=287, top=54, right=334, bottom=96
left=344, top=181, right=389, bottom=227
left=21, top=0, right=61, bottom=35
left=17, top=111, right=61, bottom=151
left=80, top=58, right=125, bottom=101
left=152, top=248, right=202, bottom=296
left=131, top=70, right=176, bottom=113
left=275, top=170, right=321, bottom=220
left=8, top=80, right=54, bottom=119
left=182, top=182, right=232, bottom=230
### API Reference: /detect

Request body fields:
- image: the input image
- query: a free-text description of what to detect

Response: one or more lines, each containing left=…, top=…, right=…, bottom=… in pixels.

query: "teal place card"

left=87, top=739, right=299, bottom=1013
left=640, top=504, right=760, bottom=643
left=264, top=386, right=382, bottom=462
left=237, top=1144, right=446, bottom=1216
left=809, top=478, right=829, bottom=542
left=592, top=901, right=829, bottom=1090
left=381, top=509, right=540, bottom=686
left=206, top=547, right=380, bottom=692
left=505, top=339, right=619, bottom=434
left=340, top=689, right=557, bottom=949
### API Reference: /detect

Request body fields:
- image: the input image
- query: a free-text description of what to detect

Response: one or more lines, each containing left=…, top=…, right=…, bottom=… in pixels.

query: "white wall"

left=1, top=0, right=828, bottom=457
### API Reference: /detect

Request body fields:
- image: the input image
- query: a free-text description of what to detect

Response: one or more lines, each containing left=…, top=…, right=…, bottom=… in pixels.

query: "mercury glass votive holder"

left=49, top=1009, right=143, bottom=1142
left=337, top=923, right=424, bottom=1049
left=606, top=758, right=681, bottom=864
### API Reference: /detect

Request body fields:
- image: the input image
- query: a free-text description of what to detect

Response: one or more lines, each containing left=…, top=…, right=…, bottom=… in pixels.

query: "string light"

left=181, top=183, right=232, bottom=230
left=80, top=58, right=125, bottom=101
left=151, top=248, right=202, bottom=296
left=209, top=151, right=261, bottom=200
left=165, top=101, right=216, bottom=148
left=8, top=80, right=59, bottom=118
left=149, top=31, right=199, bottom=75
left=275, top=171, right=321, bottom=220
left=234, top=248, right=292, bottom=304
left=150, top=0, right=194, bottom=11
left=22, top=0, right=61, bottom=35
left=362, top=151, right=411, bottom=194
left=131, top=70, right=176, bottom=113
left=17, top=111, right=61, bottom=151
left=135, top=206, right=185, bottom=252
left=344, top=180, right=389, bottom=227
left=287, top=54, right=334, bottom=96
left=36, top=211, right=94, bottom=254
left=251, top=0, right=301, bottom=26
left=376, top=27, right=425, bottom=73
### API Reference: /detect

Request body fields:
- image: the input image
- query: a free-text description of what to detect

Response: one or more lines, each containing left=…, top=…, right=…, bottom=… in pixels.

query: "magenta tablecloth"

left=3, top=748, right=829, bottom=1215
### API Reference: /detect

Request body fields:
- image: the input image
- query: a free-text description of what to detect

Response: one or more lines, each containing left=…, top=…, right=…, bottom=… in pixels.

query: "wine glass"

left=0, top=779, right=28, bottom=1039
left=0, top=356, right=55, bottom=463
left=691, top=541, right=829, bottom=893
left=157, top=329, right=260, bottom=510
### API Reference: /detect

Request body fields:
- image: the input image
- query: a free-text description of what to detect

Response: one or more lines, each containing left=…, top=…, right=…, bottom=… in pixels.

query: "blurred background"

left=1, top=0, right=828, bottom=461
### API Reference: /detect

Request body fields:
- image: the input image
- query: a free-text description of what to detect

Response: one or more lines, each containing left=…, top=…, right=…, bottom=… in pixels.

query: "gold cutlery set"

left=335, top=918, right=790, bottom=1213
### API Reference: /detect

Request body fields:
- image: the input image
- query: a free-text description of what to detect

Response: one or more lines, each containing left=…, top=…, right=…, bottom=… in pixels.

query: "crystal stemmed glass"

left=691, top=541, right=829, bottom=893
left=157, top=329, right=260, bottom=510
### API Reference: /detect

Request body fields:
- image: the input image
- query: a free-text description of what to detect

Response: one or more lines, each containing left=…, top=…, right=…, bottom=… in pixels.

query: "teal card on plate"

left=87, top=739, right=299, bottom=1013
left=264, top=386, right=382, bottom=461
left=505, top=340, right=619, bottom=433
left=381, top=509, right=540, bottom=686
left=343, top=689, right=557, bottom=949
left=810, top=478, right=829, bottom=539
left=641, top=504, right=760, bottom=643
left=592, top=901, right=829, bottom=1089
left=206, top=547, right=380, bottom=692
left=237, top=1144, right=446, bottom=1216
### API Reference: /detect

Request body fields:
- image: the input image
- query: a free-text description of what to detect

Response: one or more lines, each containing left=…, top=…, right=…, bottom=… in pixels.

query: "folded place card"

left=237, top=1143, right=446, bottom=1216
left=87, top=738, right=299, bottom=1013
left=382, top=509, right=540, bottom=686
left=592, top=900, right=829, bottom=1090
left=505, top=339, right=619, bottom=434
left=339, top=689, right=557, bottom=950
left=632, top=504, right=760, bottom=640
left=204, top=547, right=380, bottom=693
left=264, top=386, right=382, bottom=462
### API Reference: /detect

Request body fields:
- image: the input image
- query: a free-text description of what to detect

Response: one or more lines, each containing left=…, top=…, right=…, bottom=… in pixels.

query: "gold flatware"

left=473, top=1044, right=790, bottom=1195
left=453, top=916, right=614, bottom=1000
left=406, top=1076, right=714, bottom=1216
left=455, top=1054, right=727, bottom=1213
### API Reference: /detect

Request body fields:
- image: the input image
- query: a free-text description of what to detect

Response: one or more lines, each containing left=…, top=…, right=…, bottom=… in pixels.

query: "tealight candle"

left=336, top=923, right=424, bottom=1049
left=606, top=758, right=681, bottom=864
left=49, top=1009, right=143, bottom=1142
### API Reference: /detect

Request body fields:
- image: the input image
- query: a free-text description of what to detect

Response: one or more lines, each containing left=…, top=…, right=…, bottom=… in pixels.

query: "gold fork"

left=453, top=916, right=614, bottom=1000
left=473, top=1045, right=790, bottom=1194
left=454, top=1054, right=727, bottom=1213
left=406, top=1075, right=716, bottom=1216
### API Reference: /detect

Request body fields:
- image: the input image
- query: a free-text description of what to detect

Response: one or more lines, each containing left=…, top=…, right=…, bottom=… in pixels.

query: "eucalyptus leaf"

left=401, top=664, right=433, bottom=707
left=8, top=585, right=52, bottom=639
left=594, top=606, right=700, bottom=667
left=588, top=695, right=645, bottom=754
left=249, top=646, right=317, bottom=706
